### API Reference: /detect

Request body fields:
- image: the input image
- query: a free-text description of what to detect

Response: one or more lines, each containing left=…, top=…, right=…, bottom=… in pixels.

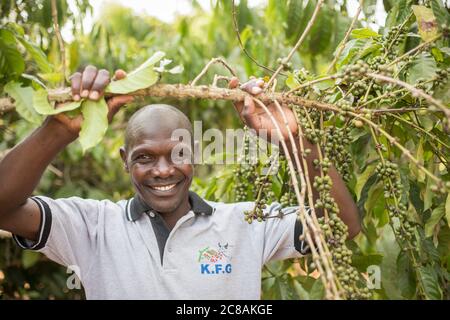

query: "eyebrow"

left=129, top=141, right=187, bottom=158
left=130, top=146, right=160, bottom=158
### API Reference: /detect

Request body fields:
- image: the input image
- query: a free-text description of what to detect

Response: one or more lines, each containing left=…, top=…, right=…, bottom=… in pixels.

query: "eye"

left=135, top=154, right=155, bottom=162
left=179, top=149, right=184, bottom=157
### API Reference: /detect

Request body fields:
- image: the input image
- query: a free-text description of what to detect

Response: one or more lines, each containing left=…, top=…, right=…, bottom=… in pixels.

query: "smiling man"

left=0, top=66, right=360, bottom=299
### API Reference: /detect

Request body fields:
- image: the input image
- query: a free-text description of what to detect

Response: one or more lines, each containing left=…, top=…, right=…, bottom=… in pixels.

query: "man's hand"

left=229, top=76, right=298, bottom=142
left=229, top=76, right=361, bottom=239
left=53, top=66, right=134, bottom=136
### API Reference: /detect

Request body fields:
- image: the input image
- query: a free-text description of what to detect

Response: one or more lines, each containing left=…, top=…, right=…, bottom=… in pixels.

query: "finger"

left=241, top=96, right=261, bottom=128
left=80, top=65, right=97, bottom=98
left=107, top=95, right=134, bottom=122
left=69, top=72, right=82, bottom=101
left=243, top=96, right=256, bottom=115
left=240, top=78, right=263, bottom=95
left=228, top=76, right=239, bottom=89
left=255, top=79, right=265, bottom=88
left=250, top=86, right=263, bottom=95
left=90, top=69, right=110, bottom=100
left=54, top=113, right=83, bottom=134
left=114, top=69, right=127, bottom=80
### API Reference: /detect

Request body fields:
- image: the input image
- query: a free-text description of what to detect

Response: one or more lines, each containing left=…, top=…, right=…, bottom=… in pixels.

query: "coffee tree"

left=0, top=0, right=449, bottom=300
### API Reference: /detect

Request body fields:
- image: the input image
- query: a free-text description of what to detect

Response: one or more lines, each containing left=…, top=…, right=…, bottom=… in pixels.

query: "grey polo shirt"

left=13, top=191, right=310, bottom=300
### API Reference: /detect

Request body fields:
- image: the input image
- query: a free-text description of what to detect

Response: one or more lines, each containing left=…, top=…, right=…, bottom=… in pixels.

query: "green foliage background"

left=0, top=0, right=449, bottom=299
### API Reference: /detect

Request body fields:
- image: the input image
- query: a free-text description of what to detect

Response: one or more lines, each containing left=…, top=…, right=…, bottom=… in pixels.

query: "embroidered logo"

left=197, top=242, right=232, bottom=274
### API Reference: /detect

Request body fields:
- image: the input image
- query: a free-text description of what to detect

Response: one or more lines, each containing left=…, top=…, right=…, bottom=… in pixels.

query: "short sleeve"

left=13, top=195, right=104, bottom=272
left=258, top=202, right=311, bottom=264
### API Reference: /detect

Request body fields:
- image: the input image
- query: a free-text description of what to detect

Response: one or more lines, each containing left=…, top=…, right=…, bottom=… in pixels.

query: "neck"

left=160, top=196, right=191, bottom=230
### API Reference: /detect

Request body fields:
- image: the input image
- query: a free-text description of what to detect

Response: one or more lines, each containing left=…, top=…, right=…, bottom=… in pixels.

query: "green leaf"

left=417, top=265, right=443, bottom=299
left=309, top=7, right=333, bottom=55
left=4, top=81, right=42, bottom=124
left=446, top=194, right=450, bottom=228
left=386, top=1, right=411, bottom=32
left=38, top=72, right=64, bottom=85
left=313, top=78, right=335, bottom=91
left=433, top=79, right=450, bottom=104
left=377, top=225, right=402, bottom=299
left=431, top=47, right=444, bottom=62
left=0, top=28, right=25, bottom=79
left=290, top=0, right=315, bottom=46
left=266, top=274, right=297, bottom=300
left=355, top=42, right=382, bottom=60
left=412, top=5, right=440, bottom=41
left=106, top=52, right=164, bottom=94
left=396, top=251, right=417, bottom=299
left=22, top=250, right=40, bottom=269
left=410, top=181, right=424, bottom=214
left=364, top=181, right=383, bottom=214
left=17, top=37, right=53, bottom=73
left=309, top=279, right=324, bottom=300
left=408, top=138, right=425, bottom=183
left=352, top=253, right=383, bottom=273
left=425, top=203, right=445, bottom=238
left=351, top=28, right=380, bottom=39
left=79, top=99, right=109, bottom=153
left=355, top=163, right=377, bottom=201
left=293, top=280, right=310, bottom=300
left=423, top=175, right=434, bottom=212
left=407, top=53, right=437, bottom=85
left=285, top=0, right=303, bottom=41
left=285, top=72, right=301, bottom=89
left=420, top=235, right=441, bottom=263
left=430, top=0, right=450, bottom=28
left=21, top=73, right=46, bottom=89
left=336, top=38, right=366, bottom=69
left=357, top=173, right=378, bottom=218
left=33, top=89, right=82, bottom=115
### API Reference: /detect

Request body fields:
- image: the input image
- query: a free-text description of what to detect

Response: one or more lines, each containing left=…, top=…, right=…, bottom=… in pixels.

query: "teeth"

left=152, top=184, right=176, bottom=191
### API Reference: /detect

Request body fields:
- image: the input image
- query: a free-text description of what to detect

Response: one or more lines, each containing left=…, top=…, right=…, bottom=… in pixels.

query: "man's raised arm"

left=229, top=77, right=361, bottom=239
left=0, top=67, right=132, bottom=241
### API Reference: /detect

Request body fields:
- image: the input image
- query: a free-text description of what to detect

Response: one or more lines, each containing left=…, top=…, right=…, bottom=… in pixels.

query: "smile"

left=150, top=184, right=177, bottom=191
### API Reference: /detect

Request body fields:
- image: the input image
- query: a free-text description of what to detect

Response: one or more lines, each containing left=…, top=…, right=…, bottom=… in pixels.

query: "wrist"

left=42, top=117, right=79, bottom=144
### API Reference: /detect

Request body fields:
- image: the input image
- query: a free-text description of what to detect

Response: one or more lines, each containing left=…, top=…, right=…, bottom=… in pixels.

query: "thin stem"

left=231, top=0, right=277, bottom=74
left=272, top=99, right=341, bottom=296
left=348, top=111, right=443, bottom=185
left=252, top=97, right=341, bottom=299
left=266, top=0, right=325, bottom=89
left=367, top=73, right=450, bottom=123
left=387, top=34, right=441, bottom=67
left=51, top=0, right=66, bottom=86
left=388, top=113, right=450, bottom=150
left=368, top=126, right=427, bottom=299
left=191, top=58, right=236, bottom=86
left=326, top=0, right=363, bottom=74
left=287, top=75, right=337, bottom=95
left=384, top=12, right=413, bottom=54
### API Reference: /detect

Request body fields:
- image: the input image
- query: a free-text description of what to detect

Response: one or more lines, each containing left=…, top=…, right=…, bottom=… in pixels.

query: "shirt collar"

left=126, top=191, right=214, bottom=222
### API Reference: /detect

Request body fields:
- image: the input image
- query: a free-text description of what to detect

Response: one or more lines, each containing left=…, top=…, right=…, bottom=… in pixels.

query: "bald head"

left=124, top=104, right=193, bottom=150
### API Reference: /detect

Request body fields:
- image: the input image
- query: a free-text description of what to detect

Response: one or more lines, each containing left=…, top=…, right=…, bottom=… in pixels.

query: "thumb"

left=107, top=95, right=134, bottom=122
left=228, top=76, right=239, bottom=89
left=113, top=69, right=127, bottom=80
left=241, top=96, right=260, bottom=128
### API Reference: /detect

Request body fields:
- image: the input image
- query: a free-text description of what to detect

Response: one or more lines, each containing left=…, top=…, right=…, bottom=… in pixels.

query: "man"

left=0, top=66, right=360, bottom=299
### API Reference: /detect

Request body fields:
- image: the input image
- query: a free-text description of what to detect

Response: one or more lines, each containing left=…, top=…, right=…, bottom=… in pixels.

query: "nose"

left=151, top=157, right=175, bottom=178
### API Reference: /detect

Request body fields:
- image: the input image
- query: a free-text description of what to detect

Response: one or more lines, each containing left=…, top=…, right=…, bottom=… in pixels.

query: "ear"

left=119, top=147, right=129, bottom=173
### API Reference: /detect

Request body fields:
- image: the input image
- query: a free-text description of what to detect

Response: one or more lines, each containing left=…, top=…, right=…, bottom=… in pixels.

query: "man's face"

left=121, top=124, right=193, bottom=214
